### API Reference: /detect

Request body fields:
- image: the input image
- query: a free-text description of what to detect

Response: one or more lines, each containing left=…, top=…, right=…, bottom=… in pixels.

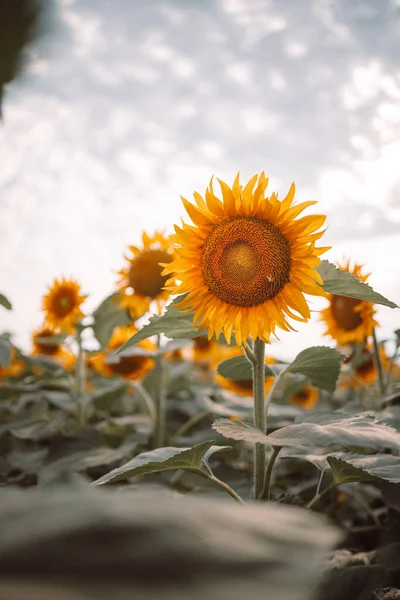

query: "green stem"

left=306, top=481, right=337, bottom=509
left=169, top=410, right=210, bottom=445
left=372, top=328, right=386, bottom=397
left=242, top=341, right=256, bottom=365
left=153, top=335, right=166, bottom=448
left=252, top=338, right=266, bottom=500
left=386, top=341, right=400, bottom=388
left=134, top=381, right=157, bottom=421
left=260, top=445, right=282, bottom=500
left=193, top=468, right=244, bottom=505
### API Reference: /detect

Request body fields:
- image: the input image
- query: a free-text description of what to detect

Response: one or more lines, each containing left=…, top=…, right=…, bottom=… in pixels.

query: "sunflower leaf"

left=92, top=292, right=132, bottom=348
left=35, top=334, right=66, bottom=345
left=116, top=302, right=206, bottom=353
left=0, top=335, right=11, bottom=367
left=212, top=418, right=268, bottom=444
left=317, top=260, right=398, bottom=308
left=217, top=355, right=275, bottom=380
left=285, top=346, right=343, bottom=393
left=93, top=441, right=225, bottom=484
left=327, top=453, right=400, bottom=485
left=266, top=412, right=400, bottom=451
left=0, top=293, right=12, bottom=310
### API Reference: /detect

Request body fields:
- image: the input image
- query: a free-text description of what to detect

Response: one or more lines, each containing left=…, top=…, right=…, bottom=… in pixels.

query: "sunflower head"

left=343, top=344, right=389, bottom=389
left=42, top=278, right=86, bottom=334
left=32, top=327, right=61, bottom=356
left=117, top=231, right=175, bottom=319
left=90, top=325, right=155, bottom=381
left=320, top=260, right=378, bottom=345
left=289, top=385, right=319, bottom=410
left=163, top=172, right=328, bottom=344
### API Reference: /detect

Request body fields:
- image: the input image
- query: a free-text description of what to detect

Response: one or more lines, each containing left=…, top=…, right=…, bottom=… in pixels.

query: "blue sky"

left=0, top=0, right=399, bottom=359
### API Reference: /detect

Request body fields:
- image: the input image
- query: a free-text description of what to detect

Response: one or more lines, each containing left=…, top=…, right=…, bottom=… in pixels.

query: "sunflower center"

left=236, top=379, right=253, bottom=391
left=53, top=291, right=75, bottom=317
left=35, top=329, right=60, bottom=356
left=201, top=216, right=291, bottom=307
left=194, top=335, right=212, bottom=351
left=128, top=250, right=172, bottom=298
left=331, top=296, right=362, bottom=331
left=294, top=390, right=309, bottom=401
left=109, top=355, right=148, bottom=377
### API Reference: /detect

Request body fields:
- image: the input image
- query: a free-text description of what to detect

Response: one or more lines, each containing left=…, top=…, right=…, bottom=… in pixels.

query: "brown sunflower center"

left=52, top=290, right=76, bottom=317
left=331, top=296, right=362, bottom=331
left=355, top=354, right=374, bottom=377
left=109, top=355, right=148, bottom=377
left=294, top=389, right=310, bottom=401
left=194, top=335, right=212, bottom=351
left=128, top=250, right=172, bottom=298
left=236, top=379, right=253, bottom=391
left=201, top=216, right=291, bottom=307
left=35, top=329, right=60, bottom=356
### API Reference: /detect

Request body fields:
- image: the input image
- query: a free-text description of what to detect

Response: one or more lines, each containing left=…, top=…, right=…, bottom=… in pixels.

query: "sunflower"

left=32, top=326, right=76, bottom=370
left=42, top=278, right=86, bottom=334
left=90, top=325, right=155, bottom=381
left=343, top=344, right=389, bottom=388
left=163, top=173, right=328, bottom=344
left=0, top=348, right=25, bottom=378
left=117, top=231, right=175, bottom=319
left=289, top=385, right=319, bottom=410
left=215, top=347, right=277, bottom=397
left=188, top=335, right=228, bottom=365
left=320, top=260, right=378, bottom=345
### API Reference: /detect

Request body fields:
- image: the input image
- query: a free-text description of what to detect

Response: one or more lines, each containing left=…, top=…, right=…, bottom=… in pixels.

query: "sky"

left=0, top=0, right=399, bottom=360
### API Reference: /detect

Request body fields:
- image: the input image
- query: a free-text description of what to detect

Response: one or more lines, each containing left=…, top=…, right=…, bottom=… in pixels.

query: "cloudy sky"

left=0, top=0, right=399, bottom=359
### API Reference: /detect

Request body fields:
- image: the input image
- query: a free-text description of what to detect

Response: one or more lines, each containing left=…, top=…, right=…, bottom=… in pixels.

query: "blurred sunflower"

left=189, top=335, right=227, bottom=365
left=42, top=277, right=86, bottom=334
left=117, top=231, right=175, bottom=319
left=0, top=348, right=24, bottom=378
left=343, top=344, right=389, bottom=388
left=289, top=385, right=319, bottom=410
left=163, top=172, right=328, bottom=344
left=32, top=327, right=75, bottom=371
left=90, top=325, right=155, bottom=381
left=215, top=348, right=277, bottom=397
left=320, top=260, right=378, bottom=345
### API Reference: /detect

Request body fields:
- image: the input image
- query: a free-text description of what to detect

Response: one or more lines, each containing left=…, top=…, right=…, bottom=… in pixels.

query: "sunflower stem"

left=252, top=338, right=266, bottom=500
left=260, top=445, right=282, bottom=500
left=306, top=481, right=337, bottom=510
left=372, top=328, right=386, bottom=397
left=76, top=323, right=87, bottom=425
left=153, top=334, right=166, bottom=448
left=192, top=468, right=244, bottom=505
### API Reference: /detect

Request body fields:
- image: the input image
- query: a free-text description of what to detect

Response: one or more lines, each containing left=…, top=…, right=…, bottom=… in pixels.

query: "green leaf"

left=92, top=293, right=132, bottom=348
left=317, top=260, right=398, bottom=308
left=286, top=346, right=343, bottom=393
left=212, top=418, right=268, bottom=444
left=266, top=412, right=400, bottom=451
left=116, top=301, right=205, bottom=354
left=328, top=453, right=400, bottom=485
left=217, top=355, right=275, bottom=380
left=0, top=293, right=12, bottom=310
left=34, top=334, right=66, bottom=345
left=39, top=438, right=139, bottom=486
left=90, top=381, right=128, bottom=411
left=93, top=440, right=218, bottom=485
left=0, top=335, right=11, bottom=367
left=202, top=395, right=252, bottom=418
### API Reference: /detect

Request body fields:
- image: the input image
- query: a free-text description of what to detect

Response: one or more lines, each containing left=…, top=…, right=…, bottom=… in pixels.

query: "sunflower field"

left=1, top=173, right=400, bottom=599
